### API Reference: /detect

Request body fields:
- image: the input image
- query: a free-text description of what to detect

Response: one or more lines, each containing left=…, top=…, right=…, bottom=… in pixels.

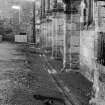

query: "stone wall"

left=64, top=13, right=80, bottom=69
left=40, top=12, right=65, bottom=49
left=80, top=30, right=96, bottom=81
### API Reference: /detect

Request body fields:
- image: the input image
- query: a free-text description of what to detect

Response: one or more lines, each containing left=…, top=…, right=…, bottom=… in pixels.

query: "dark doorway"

left=97, top=32, right=105, bottom=65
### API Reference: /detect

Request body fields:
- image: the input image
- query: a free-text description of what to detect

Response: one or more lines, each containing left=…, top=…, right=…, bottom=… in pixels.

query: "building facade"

left=40, top=0, right=105, bottom=103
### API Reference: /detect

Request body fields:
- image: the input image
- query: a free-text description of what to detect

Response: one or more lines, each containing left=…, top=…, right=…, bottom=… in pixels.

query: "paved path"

left=0, top=42, right=25, bottom=61
left=0, top=42, right=64, bottom=105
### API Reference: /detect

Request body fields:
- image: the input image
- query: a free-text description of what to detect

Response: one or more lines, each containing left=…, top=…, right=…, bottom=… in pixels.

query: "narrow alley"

left=1, top=0, right=105, bottom=105
left=0, top=41, right=93, bottom=105
left=0, top=42, right=65, bottom=105
left=0, top=40, right=93, bottom=105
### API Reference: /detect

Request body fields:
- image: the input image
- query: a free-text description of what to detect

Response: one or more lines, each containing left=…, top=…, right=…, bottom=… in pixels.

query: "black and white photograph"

left=0, top=0, right=104, bottom=105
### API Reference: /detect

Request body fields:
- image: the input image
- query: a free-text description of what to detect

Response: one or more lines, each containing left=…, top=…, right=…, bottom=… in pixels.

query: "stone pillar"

left=93, top=0, right=100, bottom=100
left=63, top=2, right=80, bottom=71
left=63, top=13, right=71, bottom=69
left=90, top=1, right=100, bottom=104
left=62, top=3, right=71, bottom=70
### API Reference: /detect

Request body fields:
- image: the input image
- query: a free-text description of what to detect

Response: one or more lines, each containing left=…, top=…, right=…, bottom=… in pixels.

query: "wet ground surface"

left=0, top=42, right=64, bottom=105
left=41, top=47, right=93, bottom=105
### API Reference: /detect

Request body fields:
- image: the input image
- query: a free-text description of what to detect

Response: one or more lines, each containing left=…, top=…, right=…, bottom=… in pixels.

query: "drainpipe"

left=33, top=1, right=36, bottom=44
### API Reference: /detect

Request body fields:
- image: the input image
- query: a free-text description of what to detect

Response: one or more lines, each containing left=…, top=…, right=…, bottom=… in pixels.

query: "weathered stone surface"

left=80, top=30, right=95, bottom=81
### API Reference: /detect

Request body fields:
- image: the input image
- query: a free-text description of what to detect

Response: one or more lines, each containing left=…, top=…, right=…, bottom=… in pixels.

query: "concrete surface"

left=0, top=42, right=64, bottom=105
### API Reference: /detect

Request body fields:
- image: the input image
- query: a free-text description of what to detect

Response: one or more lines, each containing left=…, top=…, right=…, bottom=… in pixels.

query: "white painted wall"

left=15, top=35, right=27, bottom=42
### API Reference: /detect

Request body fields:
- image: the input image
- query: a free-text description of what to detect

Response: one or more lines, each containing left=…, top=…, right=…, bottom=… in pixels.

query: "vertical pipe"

left=70, top=4, right=72, bottom=69
left=52, top=18, right=54, bottom=58
left=56, top=19, right=58, bottom=58
left=63, top=15, right=66, bottom=69
left=44, top=22, right=46, bottom=48
left=33, top=1, right=36, bottom=43
left=45, top=22, right=47, bottom=48
left=19, top=9, right=21, bottom=24
left=102, top=34, right=103, bottom=64
left=42, top=24, right=44, bottom=48
left=93, top=0, right=95, bottom=22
